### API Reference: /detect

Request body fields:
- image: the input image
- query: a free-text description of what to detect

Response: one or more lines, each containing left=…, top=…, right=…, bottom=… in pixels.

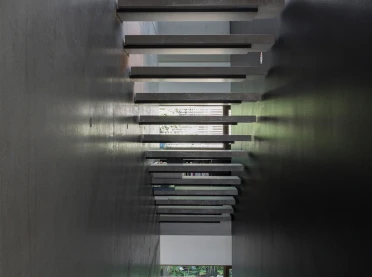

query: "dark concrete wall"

left=0, top=1, right=159, bottom=277
left=231, top=1, right=372, bottom=276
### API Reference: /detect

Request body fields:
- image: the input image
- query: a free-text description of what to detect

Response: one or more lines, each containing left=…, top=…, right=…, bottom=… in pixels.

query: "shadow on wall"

left=233, top=1, right=372, bottom=277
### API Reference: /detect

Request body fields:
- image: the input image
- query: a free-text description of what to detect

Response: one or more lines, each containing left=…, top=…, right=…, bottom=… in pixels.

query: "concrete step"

left=149, top=163, right=243, bottom=173
left=135, top=92, right=261, bottom=104
left=146, top=150, right=249, bottom=159
left=139, top=115, right=256, bottom=125
left=159, top=214, right=231, bottom=223
left=152, top=173, right=183, bottom=179
left=152, top=176, right=241, bottom=185
left=155, top=196, right=236, bottom=205
left=117, top=0, right=285, bottom=22
left=153, top=186, right=238, bottom=196
left=157, top=205, right=234, bottom=214
left=129, top=66, right=267, bottom=82
left=124, top=34, right=275, bottom=55
left=142, top=135, right=251, bottom=143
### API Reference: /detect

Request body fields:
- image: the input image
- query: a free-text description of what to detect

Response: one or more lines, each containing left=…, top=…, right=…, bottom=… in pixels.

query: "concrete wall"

left=230, top=1, right=372, bottom=277
left=0, top=2, right=159, bottom=277
left=160, top=235, right=232, bottom=265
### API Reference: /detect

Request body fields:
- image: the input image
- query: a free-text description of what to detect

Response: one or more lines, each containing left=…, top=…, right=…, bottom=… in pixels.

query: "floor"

left=231, top=1, right=372, bottom=276
left=0, top=1, right=159, bottom=277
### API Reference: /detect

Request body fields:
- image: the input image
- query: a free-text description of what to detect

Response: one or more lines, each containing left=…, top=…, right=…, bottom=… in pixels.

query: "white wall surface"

left=160, top=235, right=232, bottom=265
left=160, top=222, right=231, bottom=236
left=158, top=62, right=231, bottom=93
left=158, top=21, right=229, bottom=35
left=156, top=21, right=231, bottom=94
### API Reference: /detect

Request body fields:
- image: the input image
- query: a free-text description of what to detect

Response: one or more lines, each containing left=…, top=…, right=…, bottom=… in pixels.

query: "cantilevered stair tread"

left=157, top=205, right=234, bottom=214
left=142, top=135, right=251, bottom=143
left=155, top=196, right=236, bottom=205
left=130, top=66, right=267, bottom=82
left=124, top=34, right=275, bottom=54
left=152, top=173, right=183, bottom=179
left=152, top=176, right=241, bottom=185
left=153, top=186, right=238, bottom=196
left=159, top=214, right=231, bottom=222
left=146, top=150, right=249, bottom=159
left=117, top=0, right=285, bottom=22
left=149, top=163, right=244, bottom=173
left=135, top=92, right=261, bottom=103
left=139, top=115, right=256, bottom=125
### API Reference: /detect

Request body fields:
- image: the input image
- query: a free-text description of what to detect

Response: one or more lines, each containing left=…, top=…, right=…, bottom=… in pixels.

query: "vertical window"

left=159, top=105, right=225, bottom=149
left=160, top=266, right=231, bottom=277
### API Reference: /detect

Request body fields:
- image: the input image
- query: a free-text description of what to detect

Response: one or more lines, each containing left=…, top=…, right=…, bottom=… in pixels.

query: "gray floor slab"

left=153, top=186, right=239, bottom=196
left=149, top=163, right=244, bottom=173
left=117, top=0, right=285, bottom=21
left=139, top=116, right=256, bottom=125
left=124, top=34, right=275, bottom=54
left=135, top=92, right=261, bottom=103
left=152, top=176, right=241, bottom=185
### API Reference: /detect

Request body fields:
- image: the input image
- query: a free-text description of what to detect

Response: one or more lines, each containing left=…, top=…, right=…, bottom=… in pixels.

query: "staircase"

left=116, top=0, right=285, bottom=223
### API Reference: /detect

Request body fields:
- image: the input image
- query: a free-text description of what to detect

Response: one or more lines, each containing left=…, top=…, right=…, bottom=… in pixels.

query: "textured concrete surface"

left=231, top=1, right=372, bottom=276
left=0, top=1, right=159, bottom=277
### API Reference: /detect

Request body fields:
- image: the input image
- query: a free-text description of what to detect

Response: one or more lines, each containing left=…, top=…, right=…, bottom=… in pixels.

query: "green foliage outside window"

left=160, top=266, right=224, bottom=277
